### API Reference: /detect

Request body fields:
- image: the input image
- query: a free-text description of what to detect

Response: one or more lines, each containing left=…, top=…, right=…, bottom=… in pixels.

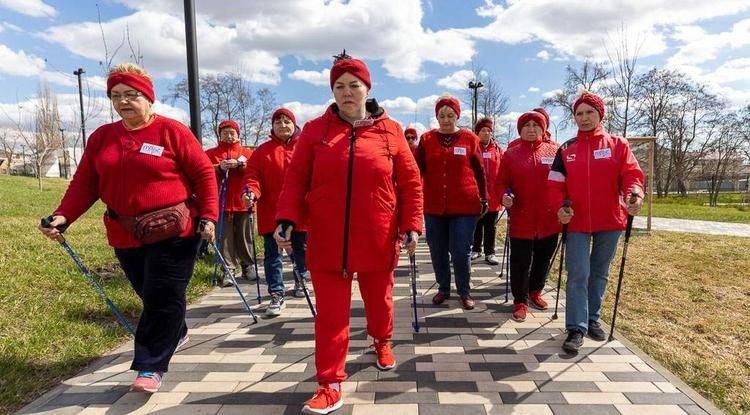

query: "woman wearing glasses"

left=38, top=63, right=218, bottom=393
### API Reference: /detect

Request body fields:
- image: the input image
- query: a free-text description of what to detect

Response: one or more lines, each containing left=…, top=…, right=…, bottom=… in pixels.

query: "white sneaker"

left=470, top=252, right=481, bottom=261
left=265, top=293, right=286, bottom=316
left=485, top=254, right=500, bottom=265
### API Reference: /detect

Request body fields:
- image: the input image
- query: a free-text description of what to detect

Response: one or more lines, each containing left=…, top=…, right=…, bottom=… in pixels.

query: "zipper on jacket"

left=341, top=128, right=357, bottom=278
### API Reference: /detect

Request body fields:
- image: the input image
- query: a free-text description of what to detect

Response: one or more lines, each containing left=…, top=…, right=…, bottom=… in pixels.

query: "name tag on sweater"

left=140, top=143, right=164, bottom=157
left=594, top=148, right=612, bottom=159
left=541, top=157, right=554, bottom=165
left=237, top=155, right=247, bottom=163
left=483, top=152, right=492, bottom=159
left=454, top=147, right=467, bottom=156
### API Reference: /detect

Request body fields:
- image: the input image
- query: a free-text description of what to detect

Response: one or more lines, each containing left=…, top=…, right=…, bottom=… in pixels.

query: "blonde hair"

left=108, top=63, right=152, bottom=81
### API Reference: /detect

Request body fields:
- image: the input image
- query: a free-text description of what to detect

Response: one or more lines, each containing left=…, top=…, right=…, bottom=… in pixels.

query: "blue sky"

left=1, top=0, right=749, bottom=146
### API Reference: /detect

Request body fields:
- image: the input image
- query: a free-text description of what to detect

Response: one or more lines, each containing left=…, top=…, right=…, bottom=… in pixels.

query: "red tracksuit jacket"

left=480, top=140, right=504, bottom=212
left=416, top=129, right=488, bottom=216
left=275, top=103, right=423, bottom=274
left=205, top=141, right=254, bottom=213
left=55, top=115, right=218, bottom=248
left=496, top=137, right=560, bottom=239
left=245, top=129, right=307, bottom=235
left=547, top=125, right=644, bottom=233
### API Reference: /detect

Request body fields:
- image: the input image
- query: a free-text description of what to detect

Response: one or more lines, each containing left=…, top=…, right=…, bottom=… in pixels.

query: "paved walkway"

left=634, top=216, right=750, bottom=237
left=20, top=244, right=721, bottom=415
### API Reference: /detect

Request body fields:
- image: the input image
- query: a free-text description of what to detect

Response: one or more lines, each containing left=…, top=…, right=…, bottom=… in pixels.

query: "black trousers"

left=510, top=233, right=559, bottom=305
left=115, top=235, right=201, bottom=372
left=472, top=211, right=500, bottom=255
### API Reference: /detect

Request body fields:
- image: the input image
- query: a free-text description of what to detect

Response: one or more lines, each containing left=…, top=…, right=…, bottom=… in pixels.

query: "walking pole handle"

left=41, top=215, right=69, bottom=233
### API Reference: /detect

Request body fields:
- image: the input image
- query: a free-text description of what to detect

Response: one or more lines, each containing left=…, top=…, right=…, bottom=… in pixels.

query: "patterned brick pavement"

left=19, top=244, right=722, bottom=414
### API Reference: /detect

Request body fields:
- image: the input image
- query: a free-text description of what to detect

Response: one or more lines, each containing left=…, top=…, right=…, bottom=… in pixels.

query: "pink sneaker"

left=131, top=371, right=163, bottom=393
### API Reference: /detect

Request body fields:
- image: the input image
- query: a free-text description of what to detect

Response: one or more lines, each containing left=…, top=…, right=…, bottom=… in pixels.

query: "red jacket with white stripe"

left=479, top=140, right=504, bottom=212
left=547, top=125, right=644, bottom=233
left=275, top=102, right=423, bottom=274
left=205, top=142, right=254, bottom=213
left=415, top=129, right=488, bottom=216
left=55, top=115, right=218, bottom=248
left=496, top=137, right=560, bottom=239
left=244, top=129, right=307, bottom=235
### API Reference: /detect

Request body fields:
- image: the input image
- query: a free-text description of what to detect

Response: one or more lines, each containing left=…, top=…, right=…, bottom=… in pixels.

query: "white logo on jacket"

left=566, top=153, right=576, bottom=162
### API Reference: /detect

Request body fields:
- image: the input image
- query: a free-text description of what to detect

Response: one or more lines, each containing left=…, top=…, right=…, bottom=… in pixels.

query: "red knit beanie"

left=272, top=108, right=297, bottom=126
left=107, top=72, right=155, bottom=103
left=573, top=92, right=605, bottom=120
left=435, top=96, right=461, bottom=118
left=532, top=107, right=550, bottom=131
left=330, top=57, right=371, bottom=90
left=218, top=120, right=240, bottom=136
left=404, top=127, right=418, bottom=138
left=517, top=111, right=547, bottom=135
left=474, top=117, right=493, bottom=134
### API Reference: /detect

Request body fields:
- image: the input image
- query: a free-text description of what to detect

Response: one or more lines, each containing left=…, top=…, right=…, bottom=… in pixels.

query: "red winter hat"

left=218, top=120, right=240, bottom=136
left=435, top=96, right=461, bottom=118
left=532, top=107, right=550, bottom=131
left=404, top=127, right=418, bottom=138
left=573, top=91, right=605, bottom=120
left=107, top=71, right=155, bottom=103
left=272, top=108, right=297, bottom=126
left=474, top=117, right=493, bottom=134
left=517, top=111, right=547, bottom=135
left=330, top=56, right=372, bottom=90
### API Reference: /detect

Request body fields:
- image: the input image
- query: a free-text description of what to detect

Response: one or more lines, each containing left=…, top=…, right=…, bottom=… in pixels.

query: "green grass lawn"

left=642, top=192, right=750, bottom=223
left=0, top=175, right=257, bottom=414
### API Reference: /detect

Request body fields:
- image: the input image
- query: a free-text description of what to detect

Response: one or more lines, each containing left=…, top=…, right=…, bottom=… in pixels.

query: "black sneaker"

left=562, top=330, right=584, bottom=354
left=293, top=280, right=306, bottom=298
left=588, top=320, right=606, bottom=341
left=241, top=266, right=258, bottom=281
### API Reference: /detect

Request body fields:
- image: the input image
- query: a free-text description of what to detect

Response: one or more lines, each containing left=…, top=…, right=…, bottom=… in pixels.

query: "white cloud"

left=667, top=19, right=750, bottom=67
left=671, top=58, right=750, bottom=107
left=461, top=0, right=750, bottom=61
left=528, top=87, right=540, bottom=92
left=436, top=70, right=475, bottom=90
left=288, top=68, right=331, bottom=87
left=381, top=95, right=445, bottom=116
left=280, top=99, right=334, bottom=125
left=0, top=45, right=45, bottom=77
left=0, top=0, right=56, bottom=18
left=542, top=89, right=562, bottom=99
left=536, top=50, right=550, bottom=60
left=518, top=94, right=527, bottom=99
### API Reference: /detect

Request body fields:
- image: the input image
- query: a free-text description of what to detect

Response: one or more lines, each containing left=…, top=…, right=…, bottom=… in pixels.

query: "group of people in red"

left=39, top=52, right=644, bottom=415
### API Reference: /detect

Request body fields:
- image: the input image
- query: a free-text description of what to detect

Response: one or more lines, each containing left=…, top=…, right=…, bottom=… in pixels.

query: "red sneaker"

left=371, top=340, right=396, bottom=370
left=512, top=303, right=528, bottom=322
left=302, top=384, right=343, bottom=414
left=529, top=290, right=548, bottom=310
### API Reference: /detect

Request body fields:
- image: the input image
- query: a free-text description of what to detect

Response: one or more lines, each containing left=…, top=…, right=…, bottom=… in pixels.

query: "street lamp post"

left=468, top=80, right=484, bottom=129
left=184, top=0, right=202, bottom=143
left=73, top=68, right=87, bottom=148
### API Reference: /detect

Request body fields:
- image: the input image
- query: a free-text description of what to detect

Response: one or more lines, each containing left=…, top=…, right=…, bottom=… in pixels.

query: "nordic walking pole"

left=503, top=190, right=513, bottom=303
left=281, top=223, right=316, bottom=318
left=40, top=216, right=135, bottom=336
left=244, top=188, right=262, bottom=304
left=204, top=226, right=258, bottom=323
left=608, top=189, right=640, bottom=341
left=552, top=200, right=572, bottom=320
left=406, top=232, right=420, bottom=333
left=212, top=168, right=229, bottom=285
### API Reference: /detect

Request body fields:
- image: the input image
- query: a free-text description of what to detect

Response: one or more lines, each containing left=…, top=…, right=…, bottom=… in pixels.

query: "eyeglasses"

left=109, top=91, right=144, bottom=102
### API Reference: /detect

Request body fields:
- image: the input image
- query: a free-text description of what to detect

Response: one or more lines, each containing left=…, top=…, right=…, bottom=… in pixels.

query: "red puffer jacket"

left=496, top=137, right=560, bottom=239
left=480, top=140, right=504, bottom=212
left=245, top=129, right=307, bottom=235
left=547, top=125, right=644, bottom=233
left=415, top=129, right=487, bottom=216
left=205, top=141, right=254, bottom=213
left=275, top=101, right=423, bottom=274
left=54, top=115, right=218, bottom=248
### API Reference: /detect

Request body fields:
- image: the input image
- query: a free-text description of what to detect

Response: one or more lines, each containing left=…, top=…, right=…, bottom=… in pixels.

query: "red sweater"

left=496, top=137, right=560, bottom=239
left=276, top=103, right=423, bottom=273
left=416, top=129, right=487, bottom=216
left=245, top=129, right=307, bottom=235
left=205, top=142, right=254, bottom=213
left=55, top=115, right=219, bottom=248
left=480, top=140, right=504, bottom=212
left=547, top=125, right=644, bottom=233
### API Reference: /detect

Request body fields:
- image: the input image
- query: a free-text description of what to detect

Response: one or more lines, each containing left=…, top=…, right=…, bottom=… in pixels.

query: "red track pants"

left=311, top=270, right=395, bottom=385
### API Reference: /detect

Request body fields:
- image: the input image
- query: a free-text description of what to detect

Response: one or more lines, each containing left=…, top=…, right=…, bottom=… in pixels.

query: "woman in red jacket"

left=38, top=63, right=218, bottom=393
left=416, top=95, right=487, bottom=310
left=273, top=53, right=423, bottom=415
left=205, top=120, right=255, bottom=287
left=496, top=111, right=560, bottom=322
left=243, top=108, right=308, bottom=316
left=404, top=126, right=418, bottom=157
left=471, top=117, right=504, bottom=266
left=548, top=91, right=644, bottom=353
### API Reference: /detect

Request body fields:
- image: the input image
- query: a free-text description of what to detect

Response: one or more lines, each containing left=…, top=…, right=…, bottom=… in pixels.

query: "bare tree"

left=699, top=112, right=744, bottom=206
left=462, top=65, right=509, bottom=136
left=541, top=60, right=609, bottom=130
left=0, top=130, right=18, bottom=175
left=603, top=24, right=643, bottom=138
